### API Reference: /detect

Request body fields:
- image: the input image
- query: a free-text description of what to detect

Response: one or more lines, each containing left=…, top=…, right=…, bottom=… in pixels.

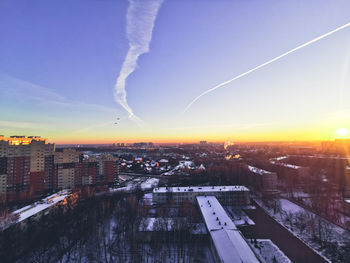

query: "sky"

left=0, top=0, right=350, bottom=144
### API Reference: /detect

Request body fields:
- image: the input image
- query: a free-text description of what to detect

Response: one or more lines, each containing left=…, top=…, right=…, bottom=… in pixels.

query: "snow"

left=197, top=196, right=259, bottom=263
left=110, top=177, right=159, bottom=193
left=279, top=199, right=303, bottom=213
left=274, top=156, right=288, bottom=161
left=197, top=196, right=237, bottom=231
left=13, top=190, right=70, bottom=223
left=270, top=161, right=301, bottom=169
left=250, top=239, right=291, bottom=263
left=248, top=165, right=273, bottom=175
left=177, top=160, right=194, bottom=169
left=140, top=178, right=159, bottom=190
left=139, top=218, right=206, bottom=234
left=154, top=185, right=249, bottom=193
left=225, top=207, right=255, bottom=226
left=198, top=164, right=206, bottom=170
left=14, top=204, right=33, bottom=214
left=139, top=218, right=176, bottom=231
left=256, top=198, right=350, bottom=262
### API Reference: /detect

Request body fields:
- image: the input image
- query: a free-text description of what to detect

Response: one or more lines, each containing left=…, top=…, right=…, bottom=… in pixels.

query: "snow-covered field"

left=140, top=178, right=159, bottom=190
left=225, top=206, right=255, bottom=226
left=256, top=198, right=350, bottom=262
left=250, top=239, right=291, bottom=263
left=110, top=177, right=159, bottom=193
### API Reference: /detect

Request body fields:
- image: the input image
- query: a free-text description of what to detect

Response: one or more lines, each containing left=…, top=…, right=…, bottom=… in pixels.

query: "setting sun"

left=336, top=128, right=349, bottom=137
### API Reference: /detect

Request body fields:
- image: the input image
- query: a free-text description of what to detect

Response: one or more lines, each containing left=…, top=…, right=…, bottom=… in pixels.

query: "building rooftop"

left=248, top=165, right=274, bottom=175
left=153, top=185, right=249, bottom=193
left=0, top=135, right=49, bottom=145
left=197, top=195, right=237, bottom=231
left=197, top=196, right=259, bottom=263
left=13, top=190, right=69, bottom=223
left=270, top=161, right=301, bottom=169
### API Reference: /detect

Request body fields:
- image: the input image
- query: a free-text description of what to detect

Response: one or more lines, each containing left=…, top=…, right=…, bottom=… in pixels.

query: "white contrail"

left=114, top=0, right=163, bottom=123
left=183, top=22, right=350, bottom=113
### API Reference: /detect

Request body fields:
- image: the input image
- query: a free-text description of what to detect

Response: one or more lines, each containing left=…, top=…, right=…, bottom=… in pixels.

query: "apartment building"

left=0, top=136, right=55, bottom=202
left=87, top=154, right=118, bottom=185
left=54, top=149, right=81, bottom=189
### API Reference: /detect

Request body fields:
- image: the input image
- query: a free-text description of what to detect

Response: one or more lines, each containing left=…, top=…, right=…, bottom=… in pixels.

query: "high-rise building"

left=0, top=136, right=55, bottom=202
left=54, top=149, right=81, bottom=189
left=82, top=154, right=118, bottom=185
left=53, top=149, right=118, bottom=189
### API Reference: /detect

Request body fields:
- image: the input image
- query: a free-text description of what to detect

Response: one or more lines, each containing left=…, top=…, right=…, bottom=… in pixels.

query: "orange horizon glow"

left=46, top=125, right=348, bottom=145
left=3, top=122, right=349, bottom=145
left=51, top=134, right=328, bottom=145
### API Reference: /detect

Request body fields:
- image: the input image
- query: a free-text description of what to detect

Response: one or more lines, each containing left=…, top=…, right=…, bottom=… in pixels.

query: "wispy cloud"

left=183, top=22, right=350, bottom=113
left=114, top=0, right=163, bottom=124
left=0, top=73, right=122, bottom=132
left=0, top=120, right=49, bottom=130
left=0, top=73, right=117, bottom=113
left=72, top=121, right=115, bottom=134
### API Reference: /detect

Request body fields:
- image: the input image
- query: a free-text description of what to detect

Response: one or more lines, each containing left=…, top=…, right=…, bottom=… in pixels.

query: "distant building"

left=153, top=186, right=250, bottom=206
left=270, top=161, right=310, bottom=180
left=55, top=149, right=119, bottom=189
left=85, top=154, right=119, bottom=185
left=247, top=165, right=278, bottom=194
left=322, top=139, right=350, bottom=155
left=133, top=142, right=153, bottom=148
left=199, top=141, right=207, bottom=145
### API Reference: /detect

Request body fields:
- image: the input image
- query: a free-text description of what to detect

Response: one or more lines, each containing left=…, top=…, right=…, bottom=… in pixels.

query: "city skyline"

left=1, top=0, right=350, bottom=144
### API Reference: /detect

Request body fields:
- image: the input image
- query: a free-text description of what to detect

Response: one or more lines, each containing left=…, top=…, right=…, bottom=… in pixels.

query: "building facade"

left=247, top=165, right=278, bottom=194
left=0, top=136, right=55, bottom=202
left=0, top=136, right=119, bottom=203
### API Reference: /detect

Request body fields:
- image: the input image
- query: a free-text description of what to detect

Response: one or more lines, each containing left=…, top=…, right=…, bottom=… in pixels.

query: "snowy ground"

left=140, top=178, right=159, bottom=191
left=249, top=239, right=291, bottom=263
left=256, top=198, right=350, bottom=262
left=110, top=177, right=159, bottom=193
left=225, top=206, right=255, bottom=226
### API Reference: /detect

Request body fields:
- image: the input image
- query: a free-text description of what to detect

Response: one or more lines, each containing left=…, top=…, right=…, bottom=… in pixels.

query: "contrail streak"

left=114, top=0, right=163, bottom=124
left=183, top=22, right=350, bottom=113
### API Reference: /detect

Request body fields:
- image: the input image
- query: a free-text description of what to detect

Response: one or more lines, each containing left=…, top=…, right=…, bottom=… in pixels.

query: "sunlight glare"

left=336, top=128, right=349, bottom=137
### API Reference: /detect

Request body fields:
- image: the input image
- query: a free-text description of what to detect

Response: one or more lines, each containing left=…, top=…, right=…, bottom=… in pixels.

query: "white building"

left=197, top=196, right=259, bottom=263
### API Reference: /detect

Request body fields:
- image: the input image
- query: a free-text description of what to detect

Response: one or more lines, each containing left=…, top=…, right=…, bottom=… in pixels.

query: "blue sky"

left=0, top=0, right=349, bottom=143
